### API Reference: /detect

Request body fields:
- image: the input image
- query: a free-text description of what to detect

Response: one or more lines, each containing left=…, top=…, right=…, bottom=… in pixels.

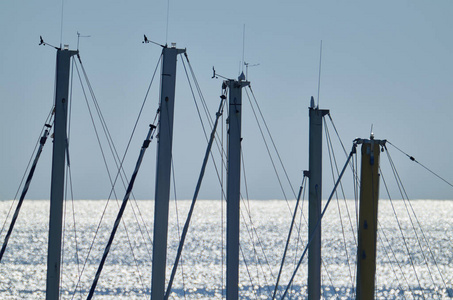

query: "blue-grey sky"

left=1, top=0, right=452, bottom=200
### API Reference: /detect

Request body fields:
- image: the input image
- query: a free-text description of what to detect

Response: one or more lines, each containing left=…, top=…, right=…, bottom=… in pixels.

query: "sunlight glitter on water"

left=0, top=199, right=452, bottom=299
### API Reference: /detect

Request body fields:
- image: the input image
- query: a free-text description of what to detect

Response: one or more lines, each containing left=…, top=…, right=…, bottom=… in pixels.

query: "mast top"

left=355, top=138, right=387, bottom=146
left=309, top=96, right=329, bottom=116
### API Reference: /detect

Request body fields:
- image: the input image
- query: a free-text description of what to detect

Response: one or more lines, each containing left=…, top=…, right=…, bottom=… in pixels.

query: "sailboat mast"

left=225, top=77, right=249, bottom=300
left=307, top=98, right=328, bottom=300
left=151, top=45, right=185, bottom=300
left=46, top=47, right=77, bottom=300
left=355, top=136, right=385, bottom=299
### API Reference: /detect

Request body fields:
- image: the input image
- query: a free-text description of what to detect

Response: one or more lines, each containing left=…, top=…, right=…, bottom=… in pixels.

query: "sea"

left=0, top=199, right=452, bottom=299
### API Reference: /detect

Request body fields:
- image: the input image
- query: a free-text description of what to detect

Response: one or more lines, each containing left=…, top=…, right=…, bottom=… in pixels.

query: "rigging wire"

left=280, top=142, right=357, bottom=300
left=221, top=102, right=225, bottom=298
left=239, top=243, right=260, bottom=300
left=239, top=197, right=275, bottom=293
left=380, top=170, right=419, bottom=298
left=0, top=121, right=53, bottom=262
left=236, top=155, right=264, bottom=299
left=86, top=124, right=157, bottom=299
left=182, top=53, right=227, bottom=162
left=386, top=149, right=436, bottom=291
left=0, top=107, right=54, bottom=238
left=239, top=150, right=277, bottom=298
left=68, top=53, right=81, bottom=278
left=180, top=57, right=233, bottom=296
left=170, top=157, right=187, bottom=299
left=293, top=176, right=307, bottom=266
left=80, top=51, right=161, bottom=292
left=78, top=53, right=159, bottom=267
left=244, top=88, right=288, bottom=201
left=387, top=141, right=453, bottom=189
left=247, top=87, right=298, bottom=199
left=243, top=87, right=309, bottom=266
left=380, top=167, right=426, bottom=298
left=180, top=56, right=225, bottom=186
left=237, top=91, right=302, bottom=294
left=61, top=56, right=81, bottom=294
left=376, top=222, right=409, bottom=299
left=180, top=62, right=283, bottom=297
left=71, top=55, right=161, bottom=297
left=385, top=147, right=447, bottom=291
left=272, top=174, right=306, bottom=299
left=164, top=97, right=226, bottom=299
left=323, top=120, right=355, bottom=290
left=324, top=118, right=357, bottom=244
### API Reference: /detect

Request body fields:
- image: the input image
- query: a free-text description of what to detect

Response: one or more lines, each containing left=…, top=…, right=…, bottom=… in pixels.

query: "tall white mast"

left=46, top=47, right=77, bottom=300
left=225, top=75, right=249, bottom=300
left=307, top=97, right=328, bottom=300
left=151, top=45, right=185, bottom=300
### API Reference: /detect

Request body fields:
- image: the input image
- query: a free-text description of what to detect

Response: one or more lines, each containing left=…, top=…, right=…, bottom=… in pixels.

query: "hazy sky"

left=1, top=0, right=452, bottom=200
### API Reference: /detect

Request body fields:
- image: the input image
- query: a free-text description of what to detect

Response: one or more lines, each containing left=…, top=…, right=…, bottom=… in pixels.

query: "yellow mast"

left=356, top=135, right=386, bottom=300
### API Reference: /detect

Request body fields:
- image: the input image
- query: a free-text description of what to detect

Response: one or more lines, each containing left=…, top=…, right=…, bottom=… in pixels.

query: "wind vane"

left=39, top=36, right=60, bottom=50
left=143, top=35, right=165, bottom=48
left=77, top=31, right=91, bottom=50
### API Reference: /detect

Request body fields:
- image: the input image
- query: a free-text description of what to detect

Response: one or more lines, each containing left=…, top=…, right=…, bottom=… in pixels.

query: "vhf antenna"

left=241, top=24, right=259, bottom=80
left=317, top=40, right=323, bottom=108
